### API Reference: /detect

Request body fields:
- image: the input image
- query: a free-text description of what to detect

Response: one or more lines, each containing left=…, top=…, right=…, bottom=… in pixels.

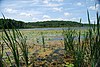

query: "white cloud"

left=32, top=0, right=40, bottom=4
left=89, top=6, right=95, bottom=10
left=52, top=7, right=62, bottom=12
left=43, top=0, right=50, bottom=4
left=46, top=3, right=62, bottom=7
left=57, top=18, right=64, bottom=20
left=19, top=10, right=42, bottom=17
left=71, top=18, right=77, bottom=20
left=42, top=0, right=64, bottom=3
left=42, top=18, right=66, bottom=21
left=96, top=4, right=100, bottom=9
left=4, top=8, right=17, bottom=13
left=42, top=15, right=62, bottom=21
left=89, top=4, right=100, bottom=10
left=32, top=18, right=38, bottom=22
left=71, top=17, right=80, bottom=21
left=43, top=15, right=50, bottom=19
left=56, top=0, right=64, bottom=2
left=64, top=12, right=70, bottom=16
left=76, top=2, right=82, bottom=6
left=20, top=12, right=32, bottom=17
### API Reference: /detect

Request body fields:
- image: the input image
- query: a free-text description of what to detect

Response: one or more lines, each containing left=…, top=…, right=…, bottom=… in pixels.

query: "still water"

left=20, top=27, right=89, bottom=31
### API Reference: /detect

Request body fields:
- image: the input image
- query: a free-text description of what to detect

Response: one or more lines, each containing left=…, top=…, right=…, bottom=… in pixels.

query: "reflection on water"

left=49, top=36, right=84, bottom=41
left=20, top=27, right=89, bottom=31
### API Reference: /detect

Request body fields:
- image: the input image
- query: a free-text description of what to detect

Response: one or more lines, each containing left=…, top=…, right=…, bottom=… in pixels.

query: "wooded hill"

left=0, top=18, right=25, bottom=28
left=26, top=21, right=83, bottom=28
left=0, top=18, right=93, bottom=29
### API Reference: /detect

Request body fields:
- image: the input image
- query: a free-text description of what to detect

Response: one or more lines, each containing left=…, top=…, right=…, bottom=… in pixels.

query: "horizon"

left=0, top=0, right=100, bottom=23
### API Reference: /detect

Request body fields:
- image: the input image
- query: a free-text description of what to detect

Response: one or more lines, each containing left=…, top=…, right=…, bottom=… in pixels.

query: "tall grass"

left=1, top=14, right=29, bottom=67
left=63, top=10, right=100, bottom=67
left=41, top=32, right=45, bottom=52
left=0, top=42, right=5, bottom=67
left=63, top=29, right=76, bottom=53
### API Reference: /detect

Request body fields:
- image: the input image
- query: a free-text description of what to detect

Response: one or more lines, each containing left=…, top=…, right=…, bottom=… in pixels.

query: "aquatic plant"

left=1, top=14, right=29, bottom=67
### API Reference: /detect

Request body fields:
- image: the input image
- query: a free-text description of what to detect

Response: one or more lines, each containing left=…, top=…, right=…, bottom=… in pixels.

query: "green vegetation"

left=0, top=18, right=93, bottom=29
left=1, top=18, right=100, bottom=29
left=63, top=10, right=100, bottom=67
left=0, top=18, right=100, bottom=29
left=0, top=18, right=83, bottom=28
left=26, top=21, right=83, bottom=28
left=0, top=15, right=29, bottom=67
left=0, top=10, right=100, bottom=67
left=0, top=18, right=25, bottom=29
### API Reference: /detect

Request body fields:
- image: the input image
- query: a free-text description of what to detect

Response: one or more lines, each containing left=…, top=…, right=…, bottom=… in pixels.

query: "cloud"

left=20, top=12, right=32, bottom=17
left=4, top=8, right=17, bottom=13
left=45, top=3, right=62, bottom=7
left=96, top=4, right=100, bottom=9
left=76, top=2, right=82, bottom=6
left=89, top=6, right=95, bottom=10
left=71, top=17, right=80, bottom=21
left=64, top=12, right=70, bottom=16
left=43, top=0, right=50, bottom=4
left=89, top=4, right=100, bottom=10
left=42, top=18, right=66, bottom=21
left=43, top=15, right=50, bottom=19
left=48, top=3, right=62, bottom=7
left=43, top=0, right=64, bottom=3
left=0, top=0, right=94, bottom=23
left=19, top=10, right=43, bottom=17
left=52, top=7, right=62, bottom=12
left=32, top=18, right=38, bottom=22
left=21, top=1, right=39, bottom=6
left=56, top=0, right=64, bottom=2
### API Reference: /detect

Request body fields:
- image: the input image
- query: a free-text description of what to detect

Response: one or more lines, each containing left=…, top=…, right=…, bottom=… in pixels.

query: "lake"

left=19, top=27, right=89, bottom=31
left=0, top=27, right=89, bottom=43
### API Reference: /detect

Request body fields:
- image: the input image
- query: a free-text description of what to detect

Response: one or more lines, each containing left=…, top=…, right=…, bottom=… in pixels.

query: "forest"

left=0, top=18, right=97, bottom=29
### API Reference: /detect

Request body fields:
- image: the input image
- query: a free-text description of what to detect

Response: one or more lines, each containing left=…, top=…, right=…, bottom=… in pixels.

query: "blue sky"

left=0, top=0, right=100, bottom=23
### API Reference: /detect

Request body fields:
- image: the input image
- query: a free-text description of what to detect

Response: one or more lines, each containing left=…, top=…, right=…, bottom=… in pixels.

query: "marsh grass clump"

left=63, top=29, right=86, bottom=67
left=63, top=10, right=100, bottom=67
left=0, top=42, right=5, bottom=67
left=1, top=15, right=29, bottom=67
left=41, top=32, right=45, bottom=52
left=86, top=10, right=100, bottom=67
left=63, top=29, right=76, bottom=53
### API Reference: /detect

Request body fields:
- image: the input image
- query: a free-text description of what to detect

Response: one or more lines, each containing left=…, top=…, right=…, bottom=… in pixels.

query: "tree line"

left=0, top=18, right=97, bottom=29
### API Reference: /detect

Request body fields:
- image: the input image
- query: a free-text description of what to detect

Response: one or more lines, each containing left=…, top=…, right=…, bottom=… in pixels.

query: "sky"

left=0, top=0, right=100, bottom=23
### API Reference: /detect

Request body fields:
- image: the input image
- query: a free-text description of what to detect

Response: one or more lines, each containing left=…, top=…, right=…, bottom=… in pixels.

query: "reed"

left=0, top=42, right=5, bottom=67
left=63, top=10, right=100, bottom=67
left=41, top=32, right=45, bottom=52
left=1, top=14, right=29, bottom=67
